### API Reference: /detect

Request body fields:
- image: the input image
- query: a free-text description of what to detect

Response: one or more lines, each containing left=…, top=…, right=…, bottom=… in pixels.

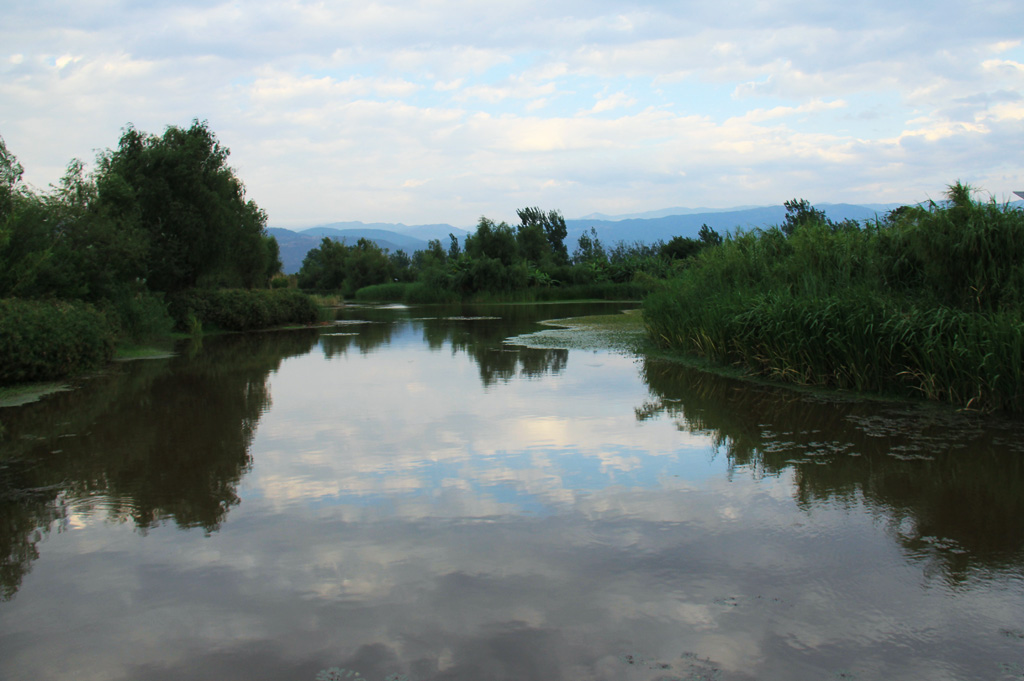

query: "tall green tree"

left=698, top=223, right=723, bottom=247
left=96, top=120, right=271, bottom=293
left=0, top=135, right=23, bottom=232
left=464, top=217, right=518, bottom=267
left=573, top=227, right=606, bottom=264
left=297, top=237, right=350, bottom=290
left=345, top=238, right=392, bottom=293
left=781, top=199, right=829, bottom=236
left=517, top=207, right=568, bottom=265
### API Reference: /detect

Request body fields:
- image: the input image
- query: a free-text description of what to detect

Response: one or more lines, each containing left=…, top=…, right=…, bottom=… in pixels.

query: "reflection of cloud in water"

left=250, top=344, right=724, bottom=517
left=8, top=472, right=1014, bottom=681
left=6, top=307, right=1023, bottom=681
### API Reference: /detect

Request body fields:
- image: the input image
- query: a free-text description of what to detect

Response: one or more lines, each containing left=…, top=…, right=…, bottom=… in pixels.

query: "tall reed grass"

left=643, top=183, right=1024, bottom=411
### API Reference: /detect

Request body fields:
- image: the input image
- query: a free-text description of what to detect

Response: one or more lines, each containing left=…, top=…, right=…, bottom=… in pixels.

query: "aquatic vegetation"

left=644, top=183, right=1024, bottom=411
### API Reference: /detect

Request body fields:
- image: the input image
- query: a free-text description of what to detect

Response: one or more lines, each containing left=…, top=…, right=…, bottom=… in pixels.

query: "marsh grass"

left=643, top=183, right=1024, bottom=411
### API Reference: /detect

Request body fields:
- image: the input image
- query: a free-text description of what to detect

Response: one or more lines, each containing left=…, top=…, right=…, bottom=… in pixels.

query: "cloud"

left=2, top=0, right=1023, bottom=224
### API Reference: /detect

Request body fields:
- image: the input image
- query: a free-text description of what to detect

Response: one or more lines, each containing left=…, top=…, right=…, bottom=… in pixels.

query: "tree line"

left=296, top=207, right=725, bottom=302
left=1, top=122, right=317, bottom=384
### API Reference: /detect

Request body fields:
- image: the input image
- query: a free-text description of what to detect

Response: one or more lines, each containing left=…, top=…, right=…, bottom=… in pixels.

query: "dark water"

left=1, top=302, right=1023, bottom=681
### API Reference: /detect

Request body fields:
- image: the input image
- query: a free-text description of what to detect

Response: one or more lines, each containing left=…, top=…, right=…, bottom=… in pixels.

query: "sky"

left=2, top=1, right=1023, bottom=229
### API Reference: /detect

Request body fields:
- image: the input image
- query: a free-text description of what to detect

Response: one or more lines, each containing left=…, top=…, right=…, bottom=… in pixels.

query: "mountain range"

left=269, top=203, right=908, bottom=274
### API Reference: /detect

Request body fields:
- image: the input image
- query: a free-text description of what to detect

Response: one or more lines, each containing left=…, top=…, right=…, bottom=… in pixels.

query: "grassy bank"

left=0, top=288, right=322, bottom=388
left=643, top=183, right=1024, bottom=412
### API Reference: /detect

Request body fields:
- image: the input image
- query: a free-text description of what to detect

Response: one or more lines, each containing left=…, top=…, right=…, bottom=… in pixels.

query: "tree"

left=781, top=199, right=829, bottom=237
left=698, top=223, right=723, bottom=247
left=573, top=227, right=606, bottom=264
left=389, top=249, right=414, bottom=282
left=464, top=217, right=518, bottom=267
left=516, top=219, right=549, bottom=264
left=0, top=135, right=24, bottom=231
left=517, top=207, right=568, bottom=265
left=345, top=238, right=392, bottom=292
left=298, top=237, right=350, bottom=290
left=448, top=233, right=461, bottom=260
left=660, top=235, right=702, bottom=260
left=781, top=199, right=859, bottom=236
left=96, top=120, right=272, bottom=293
left=264, top=235, right=282, bottom=284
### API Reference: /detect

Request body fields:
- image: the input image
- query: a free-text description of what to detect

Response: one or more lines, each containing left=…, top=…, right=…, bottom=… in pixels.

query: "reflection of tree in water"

left=320, top=308, right=571, bottom=387
left=466, top=344, right=568, bottom=387
left=0, top=462, right=67, bottom=601
left=0, top=329, right=319, bottom=600
left=637, top=357, right=1024, bottom=583
left=434, top=316, right=568, bottom=386
left=320, top=322, right=396, bottom=358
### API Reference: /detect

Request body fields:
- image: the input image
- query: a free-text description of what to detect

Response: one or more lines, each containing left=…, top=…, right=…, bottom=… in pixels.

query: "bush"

left=0, top=298, right=115, bottom=384
left=353, top=282, right=410, bottom=302
left=103, top=288, right=174, bottom=342
left=168, top=288, right=320, bottom=332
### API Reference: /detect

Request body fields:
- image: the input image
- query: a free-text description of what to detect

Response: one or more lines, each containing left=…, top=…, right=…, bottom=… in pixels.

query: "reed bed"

left=643, top=183, right=1024, bottom=412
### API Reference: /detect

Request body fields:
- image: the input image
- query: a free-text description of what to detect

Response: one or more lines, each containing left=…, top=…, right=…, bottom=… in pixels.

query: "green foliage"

left=660, top=235, right=703, bottom=261
left=95, top=120, right=274, bottom=293
left=388, top=249, right=414, bottom=282
left=644, top=183, right=1024, bottom=411
left=0, top=298, right=115, bottom=383
left=573, top=227, right=606, bottom=264
left=464, top=217, right=518, bottom=266
left=875, top=181, right=1024, bottom=311
left=168, top=288, right=320, bottom=332
left=297, top=237, right=394, bottom=295
left=516, top=207, right=568, bottom=265
left=0, top=135, right=25, bottom=243
left=698, top=223, right=723, bottom=247
left=353, top=282, right=410, bottom=302
left=103, top=287, right=175, bottom=343
left=298, top=237, right=349, bottom=290
left=296, top=207, right=673, bottom=303
left=0, top=124, right=319, bottom=385
left=345, top=238, right=393, bottom=293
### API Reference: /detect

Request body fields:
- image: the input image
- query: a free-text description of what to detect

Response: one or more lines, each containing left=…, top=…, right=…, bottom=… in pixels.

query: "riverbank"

left=513, top=308, right=987, bottom=417
left=643, top=184, right=1024, bottom=413
left=0, top=288, right=323, bottom=391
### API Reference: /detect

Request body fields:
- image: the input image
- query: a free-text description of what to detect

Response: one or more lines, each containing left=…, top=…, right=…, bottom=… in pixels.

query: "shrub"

left=103, top=288, right=174, bottom=342
left=0, top=298, right=116, bottom=384
left=353, top=282, right=410, bottom=302
left=168, top=288, right=319, bottom=332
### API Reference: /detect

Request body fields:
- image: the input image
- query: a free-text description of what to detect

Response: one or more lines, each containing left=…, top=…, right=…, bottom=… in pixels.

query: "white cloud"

left=2, top=0, right=1023, bottom=224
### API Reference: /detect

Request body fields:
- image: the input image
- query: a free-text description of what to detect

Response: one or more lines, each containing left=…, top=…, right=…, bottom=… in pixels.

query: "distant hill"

left=578, top=206, right=763, bottom=221
left=268, top=222, right=469, bottom=274
left=270, top=203, right=908, bottom=274
left=565, top=203, right=905, bottom=245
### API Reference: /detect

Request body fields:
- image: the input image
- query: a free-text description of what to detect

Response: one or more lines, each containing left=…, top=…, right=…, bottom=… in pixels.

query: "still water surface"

left=1, top=302, right=1023, bottom=681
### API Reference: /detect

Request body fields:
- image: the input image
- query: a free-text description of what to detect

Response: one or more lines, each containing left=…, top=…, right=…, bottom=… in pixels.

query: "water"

left=1, top=302, right=1022, bottom=681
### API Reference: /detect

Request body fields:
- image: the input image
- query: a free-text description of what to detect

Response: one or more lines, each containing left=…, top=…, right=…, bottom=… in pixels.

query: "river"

left=1, top=302, right=1022, bottom=681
